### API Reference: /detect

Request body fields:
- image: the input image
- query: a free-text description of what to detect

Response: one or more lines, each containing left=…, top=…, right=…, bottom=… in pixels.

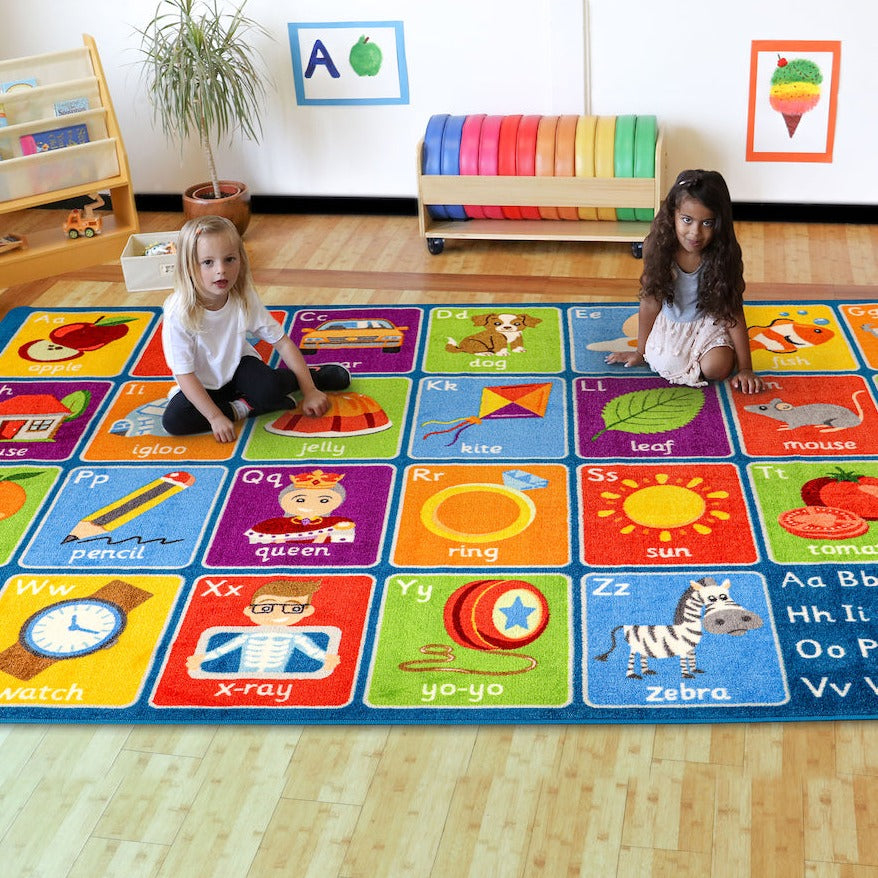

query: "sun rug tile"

left=1, top=302, right=878, bottom=724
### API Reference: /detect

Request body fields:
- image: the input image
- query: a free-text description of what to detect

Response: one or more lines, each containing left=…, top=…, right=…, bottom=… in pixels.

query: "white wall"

left=587, top=0, right=878, bottom=204
left=1, top=0, right=876, bottom=204
left=0, top=0, right=585, bottom=199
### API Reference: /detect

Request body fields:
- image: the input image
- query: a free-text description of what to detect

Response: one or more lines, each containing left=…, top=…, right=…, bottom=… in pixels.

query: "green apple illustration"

left=349, top=36, right=382, bottom=77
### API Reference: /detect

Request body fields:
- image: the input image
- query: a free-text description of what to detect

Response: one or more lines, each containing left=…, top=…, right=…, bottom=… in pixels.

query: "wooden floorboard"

left=1, top=210, right=878, bottom=877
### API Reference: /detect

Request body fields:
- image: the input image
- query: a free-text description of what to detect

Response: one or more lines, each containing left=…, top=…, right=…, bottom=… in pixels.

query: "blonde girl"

left=161, top=215, right=349, bottom=442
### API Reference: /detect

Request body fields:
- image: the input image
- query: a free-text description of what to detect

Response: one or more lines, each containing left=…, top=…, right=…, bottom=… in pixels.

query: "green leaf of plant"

left=591, top=386, right=705, bottom=440
left=60, top=390, right=91, bottom=420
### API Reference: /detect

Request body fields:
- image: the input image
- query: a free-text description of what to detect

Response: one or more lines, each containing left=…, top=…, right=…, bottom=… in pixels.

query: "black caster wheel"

left=426, top=237, right=445, bottom=255
left=631, top=241, right=643, bottom=259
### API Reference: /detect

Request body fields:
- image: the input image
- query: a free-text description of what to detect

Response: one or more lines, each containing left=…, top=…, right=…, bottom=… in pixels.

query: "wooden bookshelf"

left=0, top=35, right=138, bottom=285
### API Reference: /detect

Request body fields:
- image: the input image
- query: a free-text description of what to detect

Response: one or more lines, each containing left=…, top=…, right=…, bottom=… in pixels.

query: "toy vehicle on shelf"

left=64, top=208, right=103, bottom=239
left=0, top=234, right=27, bottom=255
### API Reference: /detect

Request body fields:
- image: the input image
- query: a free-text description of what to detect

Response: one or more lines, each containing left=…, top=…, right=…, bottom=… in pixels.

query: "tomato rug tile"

left=2, top=302, right=878, bottom=724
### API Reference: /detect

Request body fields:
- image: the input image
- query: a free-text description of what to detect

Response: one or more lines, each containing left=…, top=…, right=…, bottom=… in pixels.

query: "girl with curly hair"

left=606, top=170, right=765, bottom=393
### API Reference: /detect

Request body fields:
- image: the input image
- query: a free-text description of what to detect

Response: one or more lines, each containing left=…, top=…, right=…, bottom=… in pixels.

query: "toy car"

left=64, top=209, right=103, bottom=239
left=299, top=318, right=409, bottom=354
left=0, top=234, right=26, bottom=255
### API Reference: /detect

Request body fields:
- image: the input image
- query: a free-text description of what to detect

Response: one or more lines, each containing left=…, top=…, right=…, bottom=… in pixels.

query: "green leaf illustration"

left=60, top=389, right=91, bottom=420
left=591, top=386, right=705, bottom=440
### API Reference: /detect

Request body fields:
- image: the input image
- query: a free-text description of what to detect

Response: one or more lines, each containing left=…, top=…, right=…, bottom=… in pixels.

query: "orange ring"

left=574, top=115, right=598, bottom=220
left=535, top=116, right=559, bottom=220
left=478, top=115, right=505, bottom=220
left=498, top=115, right=523, bottom=219
left=594, top=115, right=617, bottom=221
left=460, top=114, right=486, bottom=219
left=554, top=115, right=579, bottom=220
left=517, top=114, right=542, bottom=219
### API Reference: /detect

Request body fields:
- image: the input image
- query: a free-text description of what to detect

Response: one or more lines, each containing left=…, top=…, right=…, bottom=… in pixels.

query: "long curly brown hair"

left=640, top=170, right=744, bottom=324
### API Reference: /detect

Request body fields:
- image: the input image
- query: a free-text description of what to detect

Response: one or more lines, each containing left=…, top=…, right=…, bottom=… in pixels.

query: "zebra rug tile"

left=1, top=302, right=878, bottom=724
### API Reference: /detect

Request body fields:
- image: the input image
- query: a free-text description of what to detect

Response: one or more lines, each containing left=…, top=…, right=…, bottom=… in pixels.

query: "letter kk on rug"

left=1, top=302, right=878, bottom=724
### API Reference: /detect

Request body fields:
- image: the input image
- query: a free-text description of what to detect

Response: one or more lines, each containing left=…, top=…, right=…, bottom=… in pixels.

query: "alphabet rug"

left=1, top=302, right=877, bottom=725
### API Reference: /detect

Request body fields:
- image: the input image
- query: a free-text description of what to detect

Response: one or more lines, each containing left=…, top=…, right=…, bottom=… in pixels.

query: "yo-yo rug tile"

left=1, top=302, right=878, bottom=724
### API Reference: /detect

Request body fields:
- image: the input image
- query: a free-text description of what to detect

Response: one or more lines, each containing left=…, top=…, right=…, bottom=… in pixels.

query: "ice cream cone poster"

left=746, top=40, right=840, bottom=163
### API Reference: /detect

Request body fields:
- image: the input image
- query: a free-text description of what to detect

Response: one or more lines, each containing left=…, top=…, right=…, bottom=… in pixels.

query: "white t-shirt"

left=161, top=287, right=285, bottom=393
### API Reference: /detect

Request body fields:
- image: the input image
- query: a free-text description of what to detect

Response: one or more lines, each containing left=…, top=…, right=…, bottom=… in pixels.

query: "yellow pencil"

left=63, top=471, right=195, bottom=541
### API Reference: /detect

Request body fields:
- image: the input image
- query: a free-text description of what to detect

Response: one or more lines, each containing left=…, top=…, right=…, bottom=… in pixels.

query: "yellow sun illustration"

left=597, top=473, right=731, bottom=542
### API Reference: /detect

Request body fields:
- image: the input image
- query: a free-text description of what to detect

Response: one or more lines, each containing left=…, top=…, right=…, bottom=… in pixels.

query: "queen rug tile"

left=2, top=303, right=878, bottom=724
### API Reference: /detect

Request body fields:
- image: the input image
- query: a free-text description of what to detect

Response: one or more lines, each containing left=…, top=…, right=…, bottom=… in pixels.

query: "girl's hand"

left=300, top=388, right=330, bottom=417
left=730, top=369, right=765, bottom=394
left=605, top=350, right=645, bottom=367
left=209, top=412, right=237, bottom=443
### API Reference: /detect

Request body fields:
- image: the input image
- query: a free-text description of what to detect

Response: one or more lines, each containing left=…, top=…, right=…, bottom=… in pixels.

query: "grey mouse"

left=745, top=390, right=866, bottom=432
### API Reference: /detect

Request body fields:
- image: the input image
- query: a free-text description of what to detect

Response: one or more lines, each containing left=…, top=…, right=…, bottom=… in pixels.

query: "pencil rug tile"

left=19, top=465, right=227, bottom=570
left=574, top=375, right=731, bottom=459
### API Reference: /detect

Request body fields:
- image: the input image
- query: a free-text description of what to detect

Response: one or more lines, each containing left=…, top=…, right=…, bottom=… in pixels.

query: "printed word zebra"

left=593, top=577, right=763, bottom=679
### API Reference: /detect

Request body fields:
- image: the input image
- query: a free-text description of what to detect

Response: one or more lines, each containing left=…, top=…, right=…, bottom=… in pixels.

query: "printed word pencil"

left=63, top=471, right=195, bottom=542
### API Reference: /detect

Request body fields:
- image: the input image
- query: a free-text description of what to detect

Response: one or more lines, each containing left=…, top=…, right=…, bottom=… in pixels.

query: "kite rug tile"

left=1, top=302, right=878, bottom=724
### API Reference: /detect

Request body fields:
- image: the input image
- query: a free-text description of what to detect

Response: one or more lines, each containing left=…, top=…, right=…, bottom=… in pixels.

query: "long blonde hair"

left=167, top=215, right=254, bottom=332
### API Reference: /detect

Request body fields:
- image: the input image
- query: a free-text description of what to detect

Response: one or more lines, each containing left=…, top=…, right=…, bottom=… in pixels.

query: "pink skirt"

left=644, top=310, right=734, bottom=387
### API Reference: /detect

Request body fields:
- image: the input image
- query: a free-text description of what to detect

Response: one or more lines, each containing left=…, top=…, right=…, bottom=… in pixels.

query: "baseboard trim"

left=40, top=193, right=877, bottom=224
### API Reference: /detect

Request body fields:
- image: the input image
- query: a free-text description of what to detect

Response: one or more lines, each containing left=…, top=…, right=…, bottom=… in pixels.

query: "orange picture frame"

left=746, top=40, right=841, bottom=163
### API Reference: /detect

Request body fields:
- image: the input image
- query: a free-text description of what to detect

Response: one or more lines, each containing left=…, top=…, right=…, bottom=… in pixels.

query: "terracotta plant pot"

left=182, top=180, right=251, bottom=236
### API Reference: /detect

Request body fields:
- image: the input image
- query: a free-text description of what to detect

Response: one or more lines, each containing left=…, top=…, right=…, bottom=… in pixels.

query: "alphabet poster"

left=288, top=21, right=409, bottom=105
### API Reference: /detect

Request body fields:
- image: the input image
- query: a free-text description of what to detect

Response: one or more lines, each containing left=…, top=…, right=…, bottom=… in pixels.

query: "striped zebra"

left=593, top=576, right=763, bottom=680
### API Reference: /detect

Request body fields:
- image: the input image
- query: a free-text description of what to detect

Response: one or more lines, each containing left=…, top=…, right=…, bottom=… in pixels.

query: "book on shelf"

left=1, top=78, right=37, bottom=94
left=54, top=97, right=89, bottom=116
left=20, top=123, right=89, bottom=156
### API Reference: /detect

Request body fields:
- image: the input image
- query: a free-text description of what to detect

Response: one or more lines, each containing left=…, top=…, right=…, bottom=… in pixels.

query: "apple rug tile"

left=1, top=302, right=878, bottom=725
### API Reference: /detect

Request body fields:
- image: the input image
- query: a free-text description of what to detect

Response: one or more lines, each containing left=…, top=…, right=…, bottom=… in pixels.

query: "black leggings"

left=162, top=357, right=349, bottom=436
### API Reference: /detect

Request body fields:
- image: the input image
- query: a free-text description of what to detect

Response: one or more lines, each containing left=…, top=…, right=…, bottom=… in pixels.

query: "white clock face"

left=23, top=599, right=125, bottom=658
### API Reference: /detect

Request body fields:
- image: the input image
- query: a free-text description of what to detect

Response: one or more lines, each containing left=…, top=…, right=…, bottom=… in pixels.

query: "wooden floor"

left=2, top=210, right=878, bottom=878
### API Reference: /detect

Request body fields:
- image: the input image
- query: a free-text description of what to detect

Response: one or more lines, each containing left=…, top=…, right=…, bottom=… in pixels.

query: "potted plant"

left=136, top=0, right=271, bottom=234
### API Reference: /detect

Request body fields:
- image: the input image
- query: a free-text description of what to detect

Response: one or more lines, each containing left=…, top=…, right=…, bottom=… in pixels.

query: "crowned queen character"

left=245, top=470, right=356, bottom=544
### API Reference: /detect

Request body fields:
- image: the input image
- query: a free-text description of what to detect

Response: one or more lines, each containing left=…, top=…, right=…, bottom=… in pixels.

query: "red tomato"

left=779, top=506, right=869, bottom=540
left=800, top=467, right=878, bottom=520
